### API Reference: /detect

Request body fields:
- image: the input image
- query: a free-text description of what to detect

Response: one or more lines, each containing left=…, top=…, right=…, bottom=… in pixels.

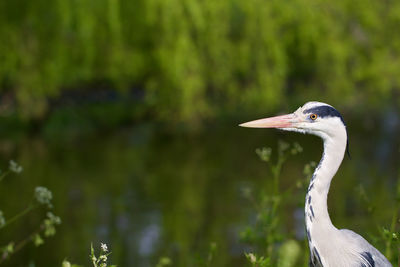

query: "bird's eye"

left=310, top=114, right=318, bottom=120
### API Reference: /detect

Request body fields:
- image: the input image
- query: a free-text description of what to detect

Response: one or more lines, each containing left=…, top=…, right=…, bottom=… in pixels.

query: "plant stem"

left=0, top=171, right=10, bottom=183
left=398, top=245, right=400, bottom=267
left=0, top=224, right=45, bottom=265
left=1, top=204, right=36, bottom=229
left=271, top=155, right=285, bottom=196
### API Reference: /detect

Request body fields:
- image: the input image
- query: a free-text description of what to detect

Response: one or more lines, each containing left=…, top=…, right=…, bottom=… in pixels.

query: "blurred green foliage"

left=241, top=142, right=305, bottom=266
left=1, top=0, right=400, bottom=122
left=0, top=161, right=61, bottom=265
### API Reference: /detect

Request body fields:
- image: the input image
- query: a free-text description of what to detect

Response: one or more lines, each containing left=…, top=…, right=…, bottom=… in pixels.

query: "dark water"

left=0, top=117, right=398, bottom=266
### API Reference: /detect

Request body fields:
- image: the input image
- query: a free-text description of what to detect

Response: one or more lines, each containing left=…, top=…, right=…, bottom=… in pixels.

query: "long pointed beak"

left=239, top=113, right=297, bottom=128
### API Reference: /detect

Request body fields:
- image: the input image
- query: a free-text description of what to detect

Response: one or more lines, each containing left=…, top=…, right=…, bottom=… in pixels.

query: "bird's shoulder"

left=339, top=229, right=392, bottom=267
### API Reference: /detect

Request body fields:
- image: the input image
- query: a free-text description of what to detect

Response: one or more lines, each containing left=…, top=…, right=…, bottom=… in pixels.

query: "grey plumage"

left=309, top=229, right=390, bottom=267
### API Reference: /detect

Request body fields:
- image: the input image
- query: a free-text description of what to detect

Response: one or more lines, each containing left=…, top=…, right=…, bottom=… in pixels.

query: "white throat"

left=305, top=126, right=347, bottom=265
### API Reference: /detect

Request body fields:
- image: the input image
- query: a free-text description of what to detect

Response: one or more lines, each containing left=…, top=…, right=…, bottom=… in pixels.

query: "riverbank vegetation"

left=1, top=0, right=400, bottom=126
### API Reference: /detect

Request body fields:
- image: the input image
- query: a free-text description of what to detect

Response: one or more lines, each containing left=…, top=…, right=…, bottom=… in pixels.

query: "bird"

left=240, top=101, right=392, bottom=267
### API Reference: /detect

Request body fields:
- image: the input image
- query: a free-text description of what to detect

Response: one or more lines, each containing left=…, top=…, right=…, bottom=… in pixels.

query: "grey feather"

left=341, top=229, right=391, bottom=267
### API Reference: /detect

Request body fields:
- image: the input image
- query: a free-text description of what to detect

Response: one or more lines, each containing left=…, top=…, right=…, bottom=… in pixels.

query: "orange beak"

left=239, top=113, right=297, bottom=128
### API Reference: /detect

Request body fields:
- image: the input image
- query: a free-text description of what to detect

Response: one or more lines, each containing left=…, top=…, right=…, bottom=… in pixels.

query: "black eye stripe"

left=303, top=106, right=346, bottom=125
left=303, top=104, right=350, bottom=158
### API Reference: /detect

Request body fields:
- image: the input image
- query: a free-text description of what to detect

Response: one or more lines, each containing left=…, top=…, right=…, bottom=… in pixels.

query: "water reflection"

left=0, top=121, right=397, bottom=266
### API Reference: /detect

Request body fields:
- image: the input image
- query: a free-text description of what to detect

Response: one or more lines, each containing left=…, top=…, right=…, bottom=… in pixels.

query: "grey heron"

left=240, top=101, right=392, bottom=267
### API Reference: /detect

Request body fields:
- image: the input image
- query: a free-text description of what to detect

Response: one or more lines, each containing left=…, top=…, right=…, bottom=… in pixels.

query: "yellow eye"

left=310, top=114, right=317, bottom=120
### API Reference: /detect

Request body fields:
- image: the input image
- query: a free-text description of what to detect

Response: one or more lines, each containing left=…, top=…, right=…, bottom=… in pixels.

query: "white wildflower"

left=34, top=186, right=53, bottom=208
left=9, top=160, right=23, bottom=174
left=100, top=242, right=108, bottom=252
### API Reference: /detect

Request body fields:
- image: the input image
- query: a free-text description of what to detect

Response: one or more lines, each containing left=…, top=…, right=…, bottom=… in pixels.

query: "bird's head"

left=240, top=101, right=347, bottom=141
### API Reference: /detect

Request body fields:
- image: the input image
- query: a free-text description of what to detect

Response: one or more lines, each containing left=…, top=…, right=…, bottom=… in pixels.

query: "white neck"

left=305, top=126, right=347, bottom=264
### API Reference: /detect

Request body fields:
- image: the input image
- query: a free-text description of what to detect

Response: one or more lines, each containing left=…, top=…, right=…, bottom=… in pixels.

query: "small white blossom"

left=9, top=160, right=23, bottom=174
left=34, top=186, right=53, bottom=208
left=100, top=242, right=108, bottom=252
